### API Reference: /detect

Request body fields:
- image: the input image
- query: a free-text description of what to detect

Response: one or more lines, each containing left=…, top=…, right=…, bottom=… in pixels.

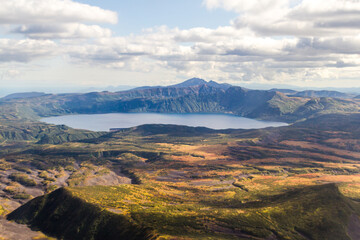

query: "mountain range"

left=0, top=78, right=359, bottom=124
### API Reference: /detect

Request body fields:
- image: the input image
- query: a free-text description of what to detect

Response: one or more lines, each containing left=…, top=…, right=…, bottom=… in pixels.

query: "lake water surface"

left=41, top=113, right=288, bottom=131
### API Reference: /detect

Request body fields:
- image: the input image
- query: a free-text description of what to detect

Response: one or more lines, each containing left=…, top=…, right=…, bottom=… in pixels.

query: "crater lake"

left=41, top=113, right=288, bottom=131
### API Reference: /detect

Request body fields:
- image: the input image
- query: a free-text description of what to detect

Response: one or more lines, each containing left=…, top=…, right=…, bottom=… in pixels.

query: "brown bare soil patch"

left=347, top=214, right=360, bottom=240
left=0, top=217, right=53, bottom=240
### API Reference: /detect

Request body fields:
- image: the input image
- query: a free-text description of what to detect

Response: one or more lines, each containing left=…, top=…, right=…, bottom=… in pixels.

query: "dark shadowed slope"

left=7, top=188, right=157, bottom=240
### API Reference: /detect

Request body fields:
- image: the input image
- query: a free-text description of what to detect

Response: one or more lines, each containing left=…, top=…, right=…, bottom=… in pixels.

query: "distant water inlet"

left=41, top=113, right=288, bottom=131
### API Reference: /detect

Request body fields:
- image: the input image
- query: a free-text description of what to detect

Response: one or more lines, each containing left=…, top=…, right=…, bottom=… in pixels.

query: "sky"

left=1, top=0, right=360, bottom=93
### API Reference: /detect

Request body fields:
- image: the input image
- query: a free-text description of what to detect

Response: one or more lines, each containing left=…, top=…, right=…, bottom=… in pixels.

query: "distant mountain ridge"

left=133, top=79, right=356, bottom=99
left=1, top=78, right=360, bottom=123
left=170, top=78, right=232, bottom=90
left=1, top=92, right=48, bottom=100
left=290, top=90, right=351, bottom=98
left=2, top=79, right=354, bottom=101
left=170, top=78, right=207, bottom=87
left=270, top=88, right=298, bottom=94
left=132, top=78, right=231, bottom=91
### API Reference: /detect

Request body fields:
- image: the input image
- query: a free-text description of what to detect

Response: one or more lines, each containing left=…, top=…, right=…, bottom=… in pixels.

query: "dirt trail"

left=83, top=170, right=131, bottom=186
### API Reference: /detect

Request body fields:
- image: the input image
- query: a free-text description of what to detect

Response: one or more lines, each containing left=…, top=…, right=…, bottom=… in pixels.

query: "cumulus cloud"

left=204, top=0, right=360, bottom=37
left=5, top=21, right=350, bottom=85
left=203, top=0, right=289, bottom=14
left=170, top=0, right=359, bottom=84
left=12, top=23, right=112, bottom=39
left=2, top=0, right=360, bottom=87
left=0, top=0, right=117, bottom=24
left=0, top=39, right=58, bottom=62
left=0, top=0, right=117, bottom=39
left=60, top=22, right=360, bottom=84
